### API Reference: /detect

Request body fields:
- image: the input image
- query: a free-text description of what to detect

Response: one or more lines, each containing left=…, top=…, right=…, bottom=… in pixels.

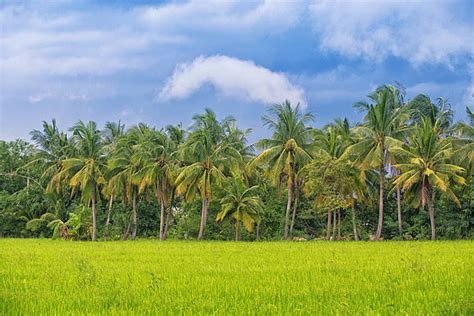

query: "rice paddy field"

left=0, top=240, right=473, bottom=315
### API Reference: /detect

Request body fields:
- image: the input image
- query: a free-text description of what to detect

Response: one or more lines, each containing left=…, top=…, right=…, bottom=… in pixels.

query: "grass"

left=0, top=239, right=473, bottom=315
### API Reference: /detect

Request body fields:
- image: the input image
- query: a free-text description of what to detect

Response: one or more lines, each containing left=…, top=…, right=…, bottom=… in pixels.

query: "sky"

left=0, top=0, right=473, bottom=143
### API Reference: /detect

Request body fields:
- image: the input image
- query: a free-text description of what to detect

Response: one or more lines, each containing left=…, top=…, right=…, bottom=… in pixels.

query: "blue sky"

left=1, top=0, right=473, bottom=143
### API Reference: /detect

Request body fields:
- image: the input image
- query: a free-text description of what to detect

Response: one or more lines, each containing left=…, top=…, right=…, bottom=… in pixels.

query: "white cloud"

left=159, top=55, right=306, bottom=107
left=464, top=64, right=474, bottom=108
left=120, top=110, right=130, bottom=118
left=462, top=85, right=473, bottom=109
left=0, top=1, right=303, bottom=79
left=309, top=0, right=473, bottom=66
left=138, top=0, right=303, bottom=33
left=28, top=91, right=52, bottom=103
left=67, top=93, right=89, bottom=102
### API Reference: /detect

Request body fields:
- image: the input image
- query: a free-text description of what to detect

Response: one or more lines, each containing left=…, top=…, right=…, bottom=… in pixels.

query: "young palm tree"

left=53, top=121, right=105, bottom=241
left=250, top=100, right=313, bottom=239
left=302, top=154, right=351, bottom=240
left=216, top=178, right=263, bottom=241
left=391, top=117, right=466, bottom=240
left=349, top=85, right=409, bottom=240
left=175, top=109, right=241, bottom=240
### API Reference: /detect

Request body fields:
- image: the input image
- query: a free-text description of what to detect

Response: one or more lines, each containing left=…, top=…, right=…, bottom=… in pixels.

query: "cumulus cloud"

left=309, top=0, right=473, bottom=66
left=159, top=55, right=306, bottom=107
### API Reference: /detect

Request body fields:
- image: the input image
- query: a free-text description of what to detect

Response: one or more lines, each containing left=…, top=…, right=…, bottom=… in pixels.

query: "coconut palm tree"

left=135, top=129, right=177, bottom=240
left=216, top=178, right=263, bottom=241
left=101, top=121, right=125, bottom=226
left=53, top=121, right=105, bottom=241
left=108, top=151, right=140, bottom=239
left=108, top=124, right=149, bottom=239
left=29, top=120, right=74, bottom=188
left=452, top=107, right=474, bottom=173
left=391, top=117, right=466, bottom=240
left=311, top=120, right=362, bottom=239
left=408, top=95, right=453, bottom=133
left=166, top=123, right=186, bottom=147
left=175, top=109, right=241, bottom=240
left=102, top=121, right=125, bottom=147
left=349, top=85, right=409, bottom=240
left=250, top=100, right=313, bottom=239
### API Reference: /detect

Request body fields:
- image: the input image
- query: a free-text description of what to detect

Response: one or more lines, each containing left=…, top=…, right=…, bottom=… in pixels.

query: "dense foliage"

left=0, top=85, right=472, bottom=240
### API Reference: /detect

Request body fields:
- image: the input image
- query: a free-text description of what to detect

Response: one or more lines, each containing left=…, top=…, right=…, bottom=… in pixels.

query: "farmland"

left=0, top=239, right=472, bottom=315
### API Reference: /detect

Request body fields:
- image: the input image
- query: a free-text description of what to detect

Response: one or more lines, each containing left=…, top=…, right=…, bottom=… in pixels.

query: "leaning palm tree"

left=250, top=100, right=313, bottom=239
left=348, top=85, right=409, bottom=240
left=53, top=121, right=105, bottom=241
left=216, top=178, right=263, bottom=241
left=391, top=117, right=466, bottom=240
left=175, top=109, right=241, bottom=240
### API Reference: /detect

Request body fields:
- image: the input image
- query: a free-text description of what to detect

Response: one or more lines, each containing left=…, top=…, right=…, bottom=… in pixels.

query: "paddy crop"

left=0, top=239, right=472, bottom=315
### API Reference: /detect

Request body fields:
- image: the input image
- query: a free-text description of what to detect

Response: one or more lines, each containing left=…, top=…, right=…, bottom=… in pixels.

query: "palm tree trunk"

left=91, top=191, right=97, bottom=241
left=351, top=201, right=359, bottom=241
left=375, top=162, right=385, bottom=240
left=231, top=220, right=235, bottom=241
left=123, top=215, right=131, bottom=240
left=163, top=189, right=175, bottom=239
left=106, top=195, right=113, bottom=226
left=197, top=197, right=208, bottom=240
left=396, top=186, right=402, bottom=236
left=235, top=220, right=240, bottom=241
left=290, top=190, right=298, bottom=237
left=337, top=210, right=341, bottom=241
left=283, top=183, right=292, bottom=240
left=131, top=189, right=137, bottom=240
left=159, top=194, right=165, bottom=241
left=256, top=222, right=260, bottom=241
left=427, top=191, right=436, bottom=240
left=163, top=207, right=171, bottom=239
left=326, top=210, right=332, bottom=240
left=332, top=210, right=336, bottom=240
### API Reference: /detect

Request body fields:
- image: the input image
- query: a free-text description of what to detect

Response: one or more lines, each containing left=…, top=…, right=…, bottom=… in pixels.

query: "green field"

left=0, top=240, right=473, bottom=315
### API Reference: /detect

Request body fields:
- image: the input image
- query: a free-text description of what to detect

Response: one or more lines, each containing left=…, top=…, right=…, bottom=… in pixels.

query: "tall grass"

left=0, top=240, right=472, bottom=315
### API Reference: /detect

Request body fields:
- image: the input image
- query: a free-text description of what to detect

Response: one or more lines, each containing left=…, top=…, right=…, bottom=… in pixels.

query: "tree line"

left=0, top=84, right=472, bottom=241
